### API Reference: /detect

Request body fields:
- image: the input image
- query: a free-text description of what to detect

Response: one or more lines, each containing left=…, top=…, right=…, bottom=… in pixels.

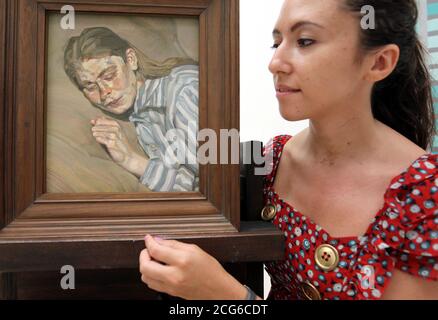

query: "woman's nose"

left=268, top=45, right=293, bottom=75
left=98, top=83, right=112, bottom=101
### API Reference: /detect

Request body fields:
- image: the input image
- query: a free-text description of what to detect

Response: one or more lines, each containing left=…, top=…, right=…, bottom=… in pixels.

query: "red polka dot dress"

left=263, top=135, right=438, bottom=300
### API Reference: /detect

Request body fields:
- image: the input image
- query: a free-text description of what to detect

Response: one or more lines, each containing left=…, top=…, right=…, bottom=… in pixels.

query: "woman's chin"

left=278, top=105, right=308, bottom=122
left=100, top=103, right=132, bottom=115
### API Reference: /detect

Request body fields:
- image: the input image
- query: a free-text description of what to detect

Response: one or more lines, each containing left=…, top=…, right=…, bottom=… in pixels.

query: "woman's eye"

left=83, top=84, right=97, bottom=92
left=102, top=73, right=116, bottom=81
left=297, top=38, right=315, bottom=47
left=271, top=43, right=280, bottom=49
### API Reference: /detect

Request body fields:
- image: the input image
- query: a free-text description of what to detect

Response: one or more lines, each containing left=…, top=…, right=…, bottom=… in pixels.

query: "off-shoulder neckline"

left=266, top=135, right=437, bottom=242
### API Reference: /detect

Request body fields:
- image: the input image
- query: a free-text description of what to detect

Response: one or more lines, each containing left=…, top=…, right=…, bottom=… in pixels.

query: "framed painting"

left=0, top=0, right=283, bottom=274
left=47, top=13, right=201, bottom=194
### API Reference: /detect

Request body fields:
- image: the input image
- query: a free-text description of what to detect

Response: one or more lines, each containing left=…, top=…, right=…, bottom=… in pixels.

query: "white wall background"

left=239, top=0, right=308, bottom=145
left=240, top=0, right=427, bottom=142
left=240, top=0, right=307, bottom=299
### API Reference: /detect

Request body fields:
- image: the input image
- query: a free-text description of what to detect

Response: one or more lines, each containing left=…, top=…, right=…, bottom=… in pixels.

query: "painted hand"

left=91, top=117, right=148, bottom=177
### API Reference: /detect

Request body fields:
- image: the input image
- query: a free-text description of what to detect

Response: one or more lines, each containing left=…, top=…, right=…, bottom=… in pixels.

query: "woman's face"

left=269, top=0, right=369, bottom=121
left=75, top=53, right=138, bottom=115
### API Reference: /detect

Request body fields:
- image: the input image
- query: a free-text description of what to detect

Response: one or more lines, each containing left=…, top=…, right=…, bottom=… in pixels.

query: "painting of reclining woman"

left=45, top=14, right=199, bottom=193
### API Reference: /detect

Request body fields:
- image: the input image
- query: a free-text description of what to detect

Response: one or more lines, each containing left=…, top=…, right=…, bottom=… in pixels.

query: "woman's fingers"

left=91, top=125, right=120, bottom=134
left=140, top=238, right=196, bottom=298
left=94, top=136, right=113, bottom=148
left=140, top=266, right=166, bottom=291
left=139, top=235, right=240, bottom=299
left=91, top=119, right=125, bottom=144
left=156, top=238, right=195, bottom=250
left=145, top=234, right=196, bottom=250
left=92, top=131, right=117, bottom=141
left=92, top=117, right=120, bottom=127
left=139, top=247, right=152, bottom=264
left=141, top=274, right=172, bottom=295
left=145, top=235, right=191, bottom=267
left=139, top=248, right=173, bottom=283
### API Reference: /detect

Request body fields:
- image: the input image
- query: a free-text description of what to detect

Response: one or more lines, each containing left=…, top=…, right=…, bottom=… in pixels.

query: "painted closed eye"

left=83, top=83, right=98, bottom=92
left=102, top=72, right=117, bottom=81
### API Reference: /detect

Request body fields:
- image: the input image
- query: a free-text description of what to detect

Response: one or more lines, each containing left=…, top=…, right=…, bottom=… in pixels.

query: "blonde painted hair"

left=64, top=26, right=196, bottom=88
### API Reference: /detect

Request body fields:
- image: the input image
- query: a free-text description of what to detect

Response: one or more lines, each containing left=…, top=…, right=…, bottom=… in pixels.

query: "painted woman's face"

left=269, top=0, right=369, bottom=122
left=75, top=53, right=138, bottom=115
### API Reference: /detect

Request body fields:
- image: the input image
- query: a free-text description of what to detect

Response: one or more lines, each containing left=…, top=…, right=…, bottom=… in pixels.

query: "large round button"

left=314, top=244, right=339, bottom=272
left=261, top=204, right=277, bottom=221
left=301, top=281, right=321, bottom=300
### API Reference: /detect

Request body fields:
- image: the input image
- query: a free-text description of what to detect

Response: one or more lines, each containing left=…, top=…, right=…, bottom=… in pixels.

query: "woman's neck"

left=302, top=107, right=383, bottom=167
left=136, top=78, right=146, bottom=94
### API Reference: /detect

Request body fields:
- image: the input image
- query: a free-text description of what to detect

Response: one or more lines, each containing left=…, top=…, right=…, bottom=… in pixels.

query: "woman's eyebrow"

left=97, top=65, right=117, bottom=79
left=272, top=21, right=325, bottom=36
left=77, top=77, right=93, bottom=87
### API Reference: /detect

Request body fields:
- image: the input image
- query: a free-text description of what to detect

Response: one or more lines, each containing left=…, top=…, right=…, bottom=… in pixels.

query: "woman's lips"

left=106, top=97, right=122, bottom=108
left=276, top=85, right=301, bottom=97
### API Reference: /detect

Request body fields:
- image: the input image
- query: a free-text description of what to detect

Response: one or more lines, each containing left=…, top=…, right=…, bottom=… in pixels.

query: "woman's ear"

left=365, top=44, right=400, bottom=83
left=125, top=48, right=139, bottom=71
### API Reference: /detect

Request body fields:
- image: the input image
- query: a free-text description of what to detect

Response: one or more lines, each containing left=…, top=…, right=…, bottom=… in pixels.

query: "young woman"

left=139, top=0, right=438, bottom=299
left=64, top=27, right=199, bottom=192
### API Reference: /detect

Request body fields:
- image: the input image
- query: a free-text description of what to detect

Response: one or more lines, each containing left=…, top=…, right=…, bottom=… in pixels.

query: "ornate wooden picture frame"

left=0, top=0, right=283, bottom=277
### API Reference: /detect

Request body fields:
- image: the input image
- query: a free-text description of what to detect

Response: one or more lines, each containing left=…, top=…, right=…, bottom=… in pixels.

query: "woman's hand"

left=91, top=117, right=148, bottom=177
left=139, top=235, right=249, bottom=300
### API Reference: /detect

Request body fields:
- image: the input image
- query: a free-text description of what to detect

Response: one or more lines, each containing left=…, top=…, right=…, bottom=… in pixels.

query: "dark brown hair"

left=343, top=0, right=436, bottom=150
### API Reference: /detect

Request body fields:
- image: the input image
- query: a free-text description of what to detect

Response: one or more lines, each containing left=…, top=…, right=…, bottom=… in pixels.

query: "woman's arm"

left=133, top=66, right=199, bottom=192
left=91, top=117, right=149, bottom=177
left=139, top=235, right=263, bottom=300
left=381, top=269, right=438, bottom=300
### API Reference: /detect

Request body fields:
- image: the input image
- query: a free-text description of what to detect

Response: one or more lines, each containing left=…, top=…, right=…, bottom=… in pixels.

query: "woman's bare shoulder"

left=378, top=123, right=428, bottom=167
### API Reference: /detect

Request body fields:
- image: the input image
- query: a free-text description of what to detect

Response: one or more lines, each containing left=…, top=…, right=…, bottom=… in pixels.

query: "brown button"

left=315, top=244, right=339, bottom=272
left=301, top=281, right=321, bottom=300
left=261, top=204, right=277, bottom=221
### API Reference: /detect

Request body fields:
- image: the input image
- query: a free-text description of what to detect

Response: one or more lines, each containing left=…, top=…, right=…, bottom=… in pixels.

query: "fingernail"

left=154, top=236, right=164, bottom=243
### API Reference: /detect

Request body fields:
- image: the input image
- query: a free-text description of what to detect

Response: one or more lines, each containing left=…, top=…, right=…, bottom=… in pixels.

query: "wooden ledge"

left=0, top=221, right=285, bottom=272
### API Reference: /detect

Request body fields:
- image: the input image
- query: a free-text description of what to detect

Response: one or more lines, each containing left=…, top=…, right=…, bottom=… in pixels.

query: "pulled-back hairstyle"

left=64, top=27, right=196, bottom=88
left=343, top=0, right=436, bottom=150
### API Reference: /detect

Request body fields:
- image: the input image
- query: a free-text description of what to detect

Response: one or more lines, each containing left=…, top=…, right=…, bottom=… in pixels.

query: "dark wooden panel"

left=40, top=0, right=210, bottom=8
left=0, top=273, right=17, bottom=300
left=1, top=0, right=18, bottom=230
left=3, top=262, right=264, bottom=300
left=0, top=221, right=285, bottom=272
left=14, top=269, right=158, bottom=300
left=0, top=0, right=6, bottom=230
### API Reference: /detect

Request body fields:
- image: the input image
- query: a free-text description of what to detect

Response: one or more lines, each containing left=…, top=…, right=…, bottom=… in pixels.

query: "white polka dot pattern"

left=264, top=135, right=438, bottom=300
